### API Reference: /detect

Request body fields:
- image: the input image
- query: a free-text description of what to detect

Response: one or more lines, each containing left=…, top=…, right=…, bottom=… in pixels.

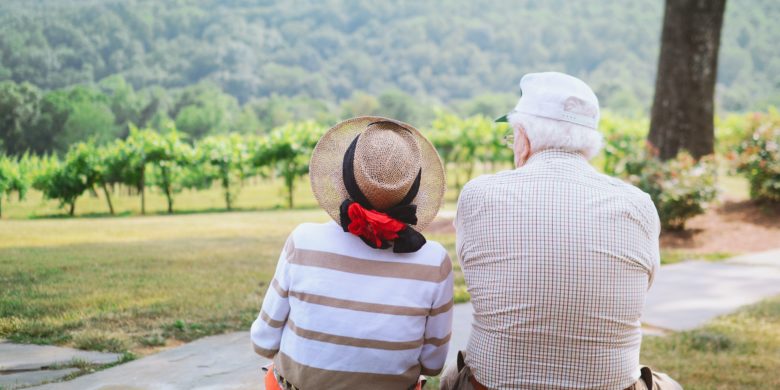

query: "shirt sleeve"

left=455, top=179, right=486, bottom=258
left=419, top=253, right=455, bottom=376
left=645, top=197, right=661, bottom=289
left=627, top=192, right=662, bottom=289
left=250, top=235, right=293, bottom=358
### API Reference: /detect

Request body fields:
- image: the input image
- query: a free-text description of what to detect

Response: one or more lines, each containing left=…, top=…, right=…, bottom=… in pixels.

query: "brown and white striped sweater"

left=250, top=221, right=454, bottom=390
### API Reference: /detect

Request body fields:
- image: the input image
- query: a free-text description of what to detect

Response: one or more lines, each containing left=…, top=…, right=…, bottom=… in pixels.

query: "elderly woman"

left=250, top=117, right=453, bottom=390
left=444, top=72, right=682, bottom=390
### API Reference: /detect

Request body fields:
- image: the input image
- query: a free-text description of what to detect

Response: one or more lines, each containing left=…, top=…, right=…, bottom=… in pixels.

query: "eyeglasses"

left=503, top=131, right=515, bottom=148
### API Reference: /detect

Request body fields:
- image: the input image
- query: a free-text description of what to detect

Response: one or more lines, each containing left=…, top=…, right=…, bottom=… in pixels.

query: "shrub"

left=604, top=135, right=718, bottom=230
left=196, top=133, right=252, bottom=210
left=253, top=121, right=323, bottom=209
left=715, top=113, right=753, bottom=154
left=0, top=153, right=29, bottom=217
left=732, top=110, right=780, bottom=202
left=32, top=148, right=99, bottom=216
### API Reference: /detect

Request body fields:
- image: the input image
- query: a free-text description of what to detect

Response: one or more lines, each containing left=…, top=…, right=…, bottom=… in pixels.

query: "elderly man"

left=445, top=72, right=682, bottom=390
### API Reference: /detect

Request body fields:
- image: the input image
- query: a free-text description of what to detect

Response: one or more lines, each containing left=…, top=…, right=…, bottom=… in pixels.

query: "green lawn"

left=0, top=209, right=329, bottom=354
left=640, top=295, right=780, bottom=389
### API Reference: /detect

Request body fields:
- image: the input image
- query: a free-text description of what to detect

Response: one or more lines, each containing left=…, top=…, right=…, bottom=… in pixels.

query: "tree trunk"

left=286, top=165, right=295, bottom=209
left=102, top=183, right=115, bottom=215
left=224, top=179, right=232, bottom=211
left=140, top=167, right=146, bottom=215
left=163, top=168, right=173, bottom=214
left=648, top=0, right=726, bottom=160
left=68, top=200, right=76, bottom=216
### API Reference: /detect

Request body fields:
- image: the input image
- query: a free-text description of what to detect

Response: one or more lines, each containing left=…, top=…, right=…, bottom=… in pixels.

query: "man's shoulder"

left=461, top=170, right=518, bottom=193
left=591, top=172, right=659, bottom=230
left=590, top=171, right=654, bottom=203
left=458, top=173, right=497, bottom=209
left=462, top=173, right=494, bottom=190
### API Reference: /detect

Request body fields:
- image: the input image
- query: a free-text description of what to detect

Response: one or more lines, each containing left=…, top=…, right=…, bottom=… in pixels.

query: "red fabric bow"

left=347, top=202, right=406, bottom=248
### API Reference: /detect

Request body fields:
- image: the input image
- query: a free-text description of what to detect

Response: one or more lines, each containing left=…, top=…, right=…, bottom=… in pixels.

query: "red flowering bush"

left=604, top=136, right=718, bottom=230
left=732, top=110, right=780, bottom=203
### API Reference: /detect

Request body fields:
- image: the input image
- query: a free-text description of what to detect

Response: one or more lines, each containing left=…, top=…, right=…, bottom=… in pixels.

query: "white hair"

left=508, top=112, right=603, bottom=160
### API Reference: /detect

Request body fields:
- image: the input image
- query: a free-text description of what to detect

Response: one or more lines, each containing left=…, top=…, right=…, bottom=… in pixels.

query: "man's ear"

left=521, top=129, right=531, bottom=162
left=514, top=126, right=531, bottom=167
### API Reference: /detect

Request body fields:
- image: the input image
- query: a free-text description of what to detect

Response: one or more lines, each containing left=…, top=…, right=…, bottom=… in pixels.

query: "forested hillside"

left=1, top=0, right=778, bottom=114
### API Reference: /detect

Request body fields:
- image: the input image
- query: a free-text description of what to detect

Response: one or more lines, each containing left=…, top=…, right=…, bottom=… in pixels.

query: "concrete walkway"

left=0, top=342, right=121, bottom=389
left=25, top=248, right=780, bottom=389
left=31, top=332, right=268, bottom=390
left=641, top=249, right=780, bottom=330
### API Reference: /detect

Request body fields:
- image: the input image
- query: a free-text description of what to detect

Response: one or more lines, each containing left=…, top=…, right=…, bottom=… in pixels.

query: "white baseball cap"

left=496, top=72, right=600, bottom=129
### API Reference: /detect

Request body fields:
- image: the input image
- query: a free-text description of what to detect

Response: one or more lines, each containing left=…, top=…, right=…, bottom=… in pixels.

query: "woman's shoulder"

left=291, top=220, right=340, bottom=235
left=420, top=239, right=447, bottom=256
left=285, top=221, right=346, bottom=251
left=415, top=240, right=450, bottom=268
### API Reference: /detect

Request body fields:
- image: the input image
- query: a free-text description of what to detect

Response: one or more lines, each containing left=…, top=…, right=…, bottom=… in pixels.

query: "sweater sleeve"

left=419, top=253, right=455, bottom=376
left=250, top=236, right=293, bottom=358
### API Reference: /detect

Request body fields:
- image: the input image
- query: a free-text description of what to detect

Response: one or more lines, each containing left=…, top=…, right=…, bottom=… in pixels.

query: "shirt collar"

left=522, top=149, right=593, bottom=171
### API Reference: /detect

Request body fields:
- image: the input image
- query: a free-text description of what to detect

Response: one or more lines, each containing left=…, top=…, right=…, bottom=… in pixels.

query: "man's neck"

left=517, top=148, right=587, bottom=168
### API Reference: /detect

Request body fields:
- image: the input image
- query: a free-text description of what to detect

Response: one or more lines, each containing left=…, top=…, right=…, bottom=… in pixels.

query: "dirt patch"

left=661, top=200, right=780, bottom=254
left=429, top=200, right=780, bottom=255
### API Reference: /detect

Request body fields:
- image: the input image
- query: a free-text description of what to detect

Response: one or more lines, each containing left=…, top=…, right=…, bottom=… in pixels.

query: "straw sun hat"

left=310, top=116, right=446, bottom=252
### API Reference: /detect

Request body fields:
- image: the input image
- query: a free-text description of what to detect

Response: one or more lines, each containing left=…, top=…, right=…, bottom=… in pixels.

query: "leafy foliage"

left=32, top=145, right=102, bottom=216
left=732, top=109, right=780, bottom=202
left=0, top=109, right=768, bottom=221
left=0, top=0, right=778, bottom=116
left=138, top=125, right=193, bottom=214
left=254, top=122, right=324, bottom=209
left=428, top=114, right=512, bottom=195
left=196, top=134, right=251, bottom=210
left=604, top=136, right=719, bottom=230
left=0, top=153, right=30, bottom=217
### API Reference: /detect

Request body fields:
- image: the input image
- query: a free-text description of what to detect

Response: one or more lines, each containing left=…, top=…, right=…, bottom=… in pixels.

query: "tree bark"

left=140, top=168, right=146, bottom=215
left=224, top=180, right=232, bottom=211
left=286, top=164, right=295, bottom=209
left=68, top=200, right=75, bottom=216
left=163, top=168, right=173, bottom=214
left=102, top=183, right=115, bottom=215
left=648, top=0, right=726, bottom=160
left=166, top=190, right=173, bottom=214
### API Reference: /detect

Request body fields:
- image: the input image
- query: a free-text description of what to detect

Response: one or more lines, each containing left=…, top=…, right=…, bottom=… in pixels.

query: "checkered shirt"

left=455, top=149, right=660, bottom=389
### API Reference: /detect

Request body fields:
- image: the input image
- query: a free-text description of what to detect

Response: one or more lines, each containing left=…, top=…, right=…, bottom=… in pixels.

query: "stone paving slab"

left=0, top=368, right=79, bottom=389
left=0, top=342, right=121, bottom=371
left=641, top=254, right=780, bottom=331
left=32, top=332, right=268, bottom=390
